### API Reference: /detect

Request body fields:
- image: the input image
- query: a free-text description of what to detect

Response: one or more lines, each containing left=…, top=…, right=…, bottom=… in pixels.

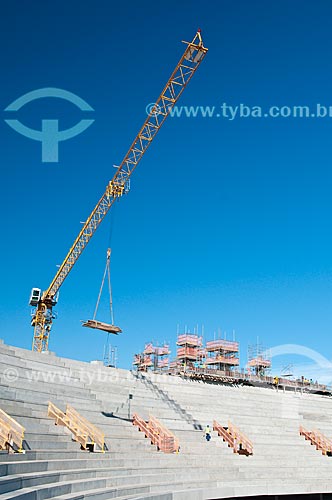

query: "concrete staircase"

left=1, top=340, right=332, bottom=499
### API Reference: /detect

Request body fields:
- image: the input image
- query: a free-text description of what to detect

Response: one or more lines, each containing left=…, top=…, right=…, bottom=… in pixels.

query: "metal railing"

left=165, top=365, right=330, bottom=393
left=133, top=413, right=179, bottom=453
left=0, top=408, right=25, bottom=453
left=213, top=419, right=253, bottom=455
left=300, top=425, right=332, bottom=456
left=48, top=402, right=105, bottom=452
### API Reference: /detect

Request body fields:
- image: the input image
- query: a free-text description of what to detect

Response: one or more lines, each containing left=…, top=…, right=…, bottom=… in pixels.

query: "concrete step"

left=0, top=473, right=216, bottom=500
left=0, top=467, right=216, bottom=495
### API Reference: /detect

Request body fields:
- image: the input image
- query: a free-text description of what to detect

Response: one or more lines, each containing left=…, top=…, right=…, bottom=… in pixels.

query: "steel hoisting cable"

left=93, top=248, right=111, bottom=321
left=106, top=206, right=115, bottom=325
left=107, top=249, right=114, bottom=325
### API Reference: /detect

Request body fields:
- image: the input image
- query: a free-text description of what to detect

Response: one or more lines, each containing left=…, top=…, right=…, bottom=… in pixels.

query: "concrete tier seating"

left=1, top=339, right=332, bottom=499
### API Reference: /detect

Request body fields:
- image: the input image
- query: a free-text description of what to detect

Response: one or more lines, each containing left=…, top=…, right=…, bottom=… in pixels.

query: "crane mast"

left=31, top=31, right=208, bottom=352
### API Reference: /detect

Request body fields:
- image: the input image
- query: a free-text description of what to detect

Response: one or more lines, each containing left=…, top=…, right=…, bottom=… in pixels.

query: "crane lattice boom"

left=31, top=31, right=208, bottom=352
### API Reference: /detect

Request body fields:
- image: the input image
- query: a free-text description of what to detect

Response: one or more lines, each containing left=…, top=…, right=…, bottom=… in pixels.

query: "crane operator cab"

left=29, top=288, right=41, bottom=307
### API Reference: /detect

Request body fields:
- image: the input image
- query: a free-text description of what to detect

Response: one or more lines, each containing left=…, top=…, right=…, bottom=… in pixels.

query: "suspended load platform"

left=82, top=320, right=122, bottom=335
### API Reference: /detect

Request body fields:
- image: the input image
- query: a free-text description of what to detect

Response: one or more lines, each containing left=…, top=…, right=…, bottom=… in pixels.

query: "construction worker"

left=205, top=424, right=211, bottom=442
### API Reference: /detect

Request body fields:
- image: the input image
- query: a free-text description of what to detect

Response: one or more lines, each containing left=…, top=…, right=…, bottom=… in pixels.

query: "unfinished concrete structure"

left=1, top=339, right=332, bottom=499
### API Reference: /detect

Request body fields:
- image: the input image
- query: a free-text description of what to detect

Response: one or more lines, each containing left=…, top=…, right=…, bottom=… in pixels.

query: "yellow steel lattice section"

left=32, top=31, right=208, bottom=352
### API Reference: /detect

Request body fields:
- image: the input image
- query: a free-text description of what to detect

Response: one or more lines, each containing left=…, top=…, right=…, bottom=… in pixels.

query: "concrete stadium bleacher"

left=1, top=339, right=332, bottom=499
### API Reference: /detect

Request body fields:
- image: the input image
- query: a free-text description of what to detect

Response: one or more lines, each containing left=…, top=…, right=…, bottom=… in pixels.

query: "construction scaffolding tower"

left=205, top=339, right=240, bottom=372
left=133, top=343, right=170, bottom=372
left=175, top=334, right=203, bottom=372
left=133, top=353, right=152, bottom=371
left=247, top=342, right=271, bottom=376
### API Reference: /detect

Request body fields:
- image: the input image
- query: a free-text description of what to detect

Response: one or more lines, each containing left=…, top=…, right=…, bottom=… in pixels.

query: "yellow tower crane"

left=30, top=30, right=208, bottom=352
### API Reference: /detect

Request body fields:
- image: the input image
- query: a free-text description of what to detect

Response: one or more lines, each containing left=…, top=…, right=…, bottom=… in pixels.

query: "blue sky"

left=2, top=0, right=332, bottom=380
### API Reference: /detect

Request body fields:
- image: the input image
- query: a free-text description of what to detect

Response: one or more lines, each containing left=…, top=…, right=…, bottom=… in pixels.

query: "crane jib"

left=31, top=31, right=208, bottom=352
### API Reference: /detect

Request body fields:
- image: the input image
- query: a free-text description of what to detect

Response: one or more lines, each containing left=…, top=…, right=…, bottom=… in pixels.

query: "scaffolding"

left=103, top=343, right=118, bottom=368
left=133, top=353, right=153, bottom=371
left=132, top=331, right=328, bottom=391
left=175, top=334, right=203, bottom=371
left=247, top=342, right=271, bottom=376
left=133, top=343, right=170, bottom=372
left=205, top=339, right=239, bottom=373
